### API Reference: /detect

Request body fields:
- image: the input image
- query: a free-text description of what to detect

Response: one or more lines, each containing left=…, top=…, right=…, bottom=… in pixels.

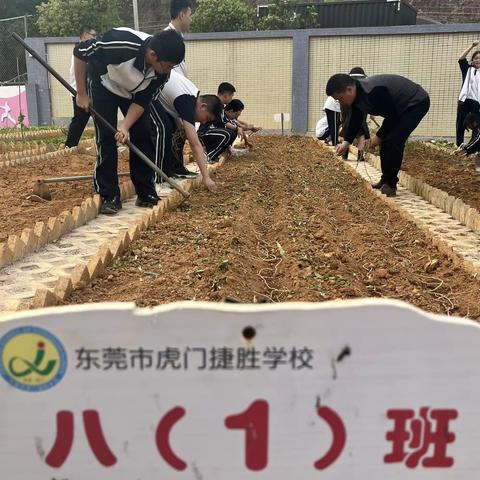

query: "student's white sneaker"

left=156, top=183, right=172, bottom=197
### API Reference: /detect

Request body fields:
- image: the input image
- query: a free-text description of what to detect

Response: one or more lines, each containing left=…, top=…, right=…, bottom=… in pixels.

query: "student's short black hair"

left=199, top=94, right=223, bottom=118
left=472, top=51, right=480, bottom=62
left=326, top=74, right=355, bottom=96
left=464, top=111, right=480, bottom=130
left=171, top=0, right=192, bottom=20
left=349, top=66, right=366, bottom=76
left=80, top=26, right=96, bottom=37
left=225, top=99, right=245, bottom=112
left=218, top=82, right=236, bottom=95
left=149, top=29, right=185, bottom=65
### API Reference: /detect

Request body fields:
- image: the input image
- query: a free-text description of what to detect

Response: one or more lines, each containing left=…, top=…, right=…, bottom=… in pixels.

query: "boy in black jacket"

left=326, top=73, right=430, bottom=197
left=74, top=27, right=184, bottom=214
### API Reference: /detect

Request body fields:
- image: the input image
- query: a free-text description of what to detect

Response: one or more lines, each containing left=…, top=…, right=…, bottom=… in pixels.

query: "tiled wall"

left=309, top=32, right=480, bottom=137
left=45, top=29, right=479, bottom=138
left=186, top=38, right=293, bottom=130
left=47, top=43, right=74, bottom=119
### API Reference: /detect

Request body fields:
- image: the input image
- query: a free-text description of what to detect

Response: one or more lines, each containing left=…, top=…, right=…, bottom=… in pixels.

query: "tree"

left=190, top=0, right=256, bottom=33
left=36, top=0, right=128, bottom=37
left=0, top=0, right=41, bottom=19
left=257, top=0, right=318, bottom=30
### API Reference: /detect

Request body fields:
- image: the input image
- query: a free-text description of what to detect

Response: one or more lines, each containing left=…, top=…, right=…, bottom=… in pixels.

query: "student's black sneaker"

left=380, top=183, right=397, bottom=197
left=371, top=180, right=384, bottom=189
left=100, top=197, right=120, bottom=215
left=113, top=196, right=122, bottom=210
left=357, top=150, right=365, bottom=162
left=172, top=166, right=198, bottom=179
left=135, top=194, right=159, bottom=208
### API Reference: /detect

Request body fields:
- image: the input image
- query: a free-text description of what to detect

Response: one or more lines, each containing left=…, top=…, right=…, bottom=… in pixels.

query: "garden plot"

left=68, top=136, right=480, bottom=320
left=404, top=142, right=480, bottom=212
left=0, top=148, right=129, bottom=244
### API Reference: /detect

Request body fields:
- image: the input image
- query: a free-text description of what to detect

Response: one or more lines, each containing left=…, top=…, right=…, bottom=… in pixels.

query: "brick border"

left=0, top=128, right=66, bottom=142
left=0, top=138, right=94, bottom=168
left=352, top=146, right=480, bottom=234
left=0, top=145, right=134, bottom=269
left=319, top=140, right=480, bottom=277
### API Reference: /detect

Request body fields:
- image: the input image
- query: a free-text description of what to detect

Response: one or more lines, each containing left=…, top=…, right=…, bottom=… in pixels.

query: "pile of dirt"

left=68, top=136, right=480, bottom=319
left=0, top=151, right=129, bottom=243
left=403, top=142, right=480, bottom=212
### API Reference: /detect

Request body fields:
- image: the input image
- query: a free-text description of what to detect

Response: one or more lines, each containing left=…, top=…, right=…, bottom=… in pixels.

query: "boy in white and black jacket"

left=150, top=70, right=221, bottom=192
left=327, top=73, right=430, bottom=197
left=197, top=82, right=238, bottom=163
left=456, top=40, right=480, bottom=146
left=74, top=27, right=185, bottom=214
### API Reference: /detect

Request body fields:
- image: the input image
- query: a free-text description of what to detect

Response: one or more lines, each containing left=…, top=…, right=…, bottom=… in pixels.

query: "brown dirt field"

left=403, top=142, right=480, bottom=212
left=0, top=151, right=129, bottom=243
left=68, top=136, right=480, bottom=320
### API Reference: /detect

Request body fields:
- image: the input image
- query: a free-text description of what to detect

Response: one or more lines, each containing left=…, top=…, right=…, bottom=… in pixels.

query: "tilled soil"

left=0, top=151, right=129, bottom=243
left=68, top=136, right=480, bottom=319
left=403, top=142, right=480, bottom=212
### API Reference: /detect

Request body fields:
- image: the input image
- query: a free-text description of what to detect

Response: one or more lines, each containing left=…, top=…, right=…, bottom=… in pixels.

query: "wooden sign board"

left=0, top=299, right=479, bottom=479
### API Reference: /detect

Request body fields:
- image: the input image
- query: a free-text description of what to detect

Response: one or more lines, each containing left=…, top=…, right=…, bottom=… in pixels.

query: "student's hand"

left=252, top=126, right=262, bottom=133
left=115, top=127, right=130, bottom=144
left=76, top=93, right=91, bottom=111
left=473, top=40, right=479, bottom=47
left=335, top=141, right=350, bottom=155
left=370, top=135, right=382, bottom=149
left=203, top=176, right=217, bottom=193
left=237, top=127, right=244, bottom=138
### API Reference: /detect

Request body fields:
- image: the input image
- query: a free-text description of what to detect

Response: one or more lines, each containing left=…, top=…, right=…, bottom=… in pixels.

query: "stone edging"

left=28, top=160, right=224, bottom=309
left=0, top=128, right=93, bottom=142
left=0, top=146, right=134, bottom=270
left=348, top=145, right=480, bottom=234
left=319, top=141, right=480, bottom=278
left=0, top=138, right=94, bottom=168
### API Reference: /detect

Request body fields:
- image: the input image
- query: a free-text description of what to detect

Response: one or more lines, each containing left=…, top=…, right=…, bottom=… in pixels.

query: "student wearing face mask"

left=456, top=40, right=480, bottom=147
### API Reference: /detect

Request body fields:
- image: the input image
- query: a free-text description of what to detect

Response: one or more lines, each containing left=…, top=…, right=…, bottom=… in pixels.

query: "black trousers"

left=150, top=100, right=186, bottom=182
left=198, top=126, right=236, bottom=163
left=325, top=109, right=341, bottom=146
left=88, top=79, right=157, bottom=199
left=456, top=99, right=480, bottom=146
left=379, top=97, right=430, bottom=188
left=65, top=97, right=91, bottom=148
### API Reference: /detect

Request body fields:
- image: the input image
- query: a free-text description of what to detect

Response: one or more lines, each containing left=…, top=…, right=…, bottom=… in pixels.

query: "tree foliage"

left=36, top=0, right=128, bottom=37
left=190, top=0, right=256, bottom=33
left=257, top=0, right=318, bottom=30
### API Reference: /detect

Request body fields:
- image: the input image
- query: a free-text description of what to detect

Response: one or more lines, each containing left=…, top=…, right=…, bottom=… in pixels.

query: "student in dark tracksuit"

left=326, top=73, right=430, bottom=197
left=456, top=112, right=480, bottom=172
left=65, top=26, right=97, bottom=148
left=198, top=82, right=238, bottom=163
left=74, top=28, right=185, bottom=214
left=456, top=41, right=480, bottom=147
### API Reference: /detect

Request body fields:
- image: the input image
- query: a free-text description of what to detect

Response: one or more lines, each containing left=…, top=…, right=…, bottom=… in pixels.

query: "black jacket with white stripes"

left=464, top=128, right=480, bottom=155
left=73, top=27, right=169, bottom=108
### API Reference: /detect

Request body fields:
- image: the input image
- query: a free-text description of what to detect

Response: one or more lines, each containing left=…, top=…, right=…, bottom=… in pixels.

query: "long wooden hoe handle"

left=12, top=32, right=190, bottom=199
